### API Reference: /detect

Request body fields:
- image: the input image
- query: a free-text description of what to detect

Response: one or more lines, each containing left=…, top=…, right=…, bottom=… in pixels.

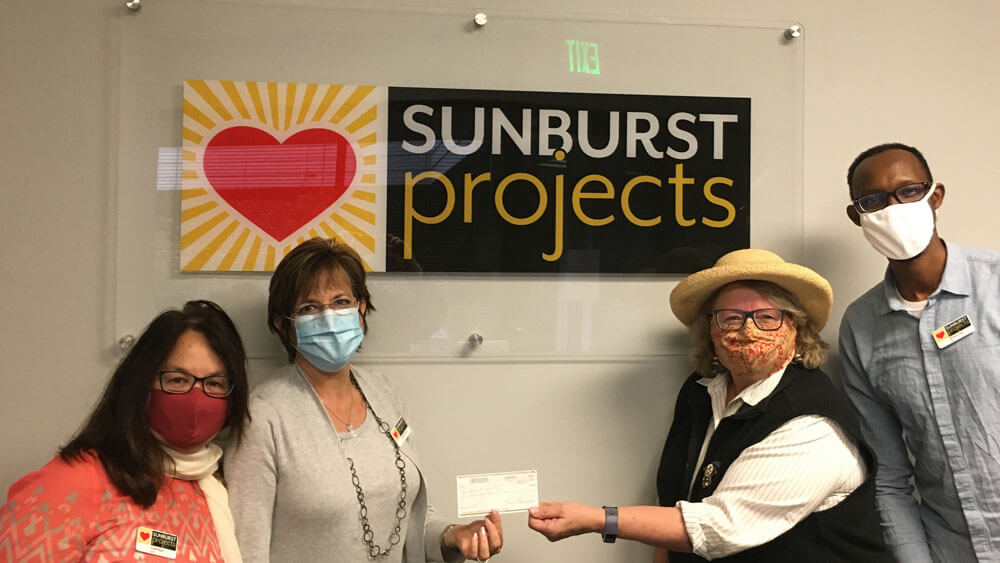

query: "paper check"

left=456, top=470, right=538, bottom=517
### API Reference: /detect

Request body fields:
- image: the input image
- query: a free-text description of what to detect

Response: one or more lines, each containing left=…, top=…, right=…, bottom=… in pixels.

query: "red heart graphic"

left=140, top=531, right=150, bottom=541
left=936, top=330, right=946, bottom=339
left=204, top=126, right=357, bottom=241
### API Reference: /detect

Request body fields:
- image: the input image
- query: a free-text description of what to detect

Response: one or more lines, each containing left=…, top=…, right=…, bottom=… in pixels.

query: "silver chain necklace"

left=345, top=377, right=408, bottom=559
left=320, top=386, right=358, bottom=438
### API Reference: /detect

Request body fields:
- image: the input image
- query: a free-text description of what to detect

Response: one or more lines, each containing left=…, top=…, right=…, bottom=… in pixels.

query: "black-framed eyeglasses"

left=289, top=297, right=359, bottom=318
left=158, top=370, right=233, bottom=398
left=851, top=181, right=933, bottom=214
left=710, top=308, right=788, bottom=331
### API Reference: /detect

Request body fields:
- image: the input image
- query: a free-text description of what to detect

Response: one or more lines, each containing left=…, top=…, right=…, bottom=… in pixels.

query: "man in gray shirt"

left=839, top=142, right=1000, bottom=562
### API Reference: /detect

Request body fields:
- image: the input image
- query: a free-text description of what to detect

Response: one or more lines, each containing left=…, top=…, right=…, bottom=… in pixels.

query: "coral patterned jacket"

left=0, top=453, right=223, bottom=562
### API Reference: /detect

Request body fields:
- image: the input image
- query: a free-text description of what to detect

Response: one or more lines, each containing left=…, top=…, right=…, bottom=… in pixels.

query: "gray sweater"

left=224, top=364, right=462, bottom=563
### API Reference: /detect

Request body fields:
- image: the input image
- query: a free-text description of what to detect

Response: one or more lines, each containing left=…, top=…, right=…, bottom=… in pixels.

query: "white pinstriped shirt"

left=675, top=367, right=866, bottom=560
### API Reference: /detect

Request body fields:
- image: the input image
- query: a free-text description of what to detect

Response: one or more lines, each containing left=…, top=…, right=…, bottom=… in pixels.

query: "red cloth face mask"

left=147, top=389, right=230, bottom=450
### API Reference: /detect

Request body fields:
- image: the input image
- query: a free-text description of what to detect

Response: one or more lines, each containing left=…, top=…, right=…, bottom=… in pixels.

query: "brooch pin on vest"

left=701, top=462, right=717, bottom=489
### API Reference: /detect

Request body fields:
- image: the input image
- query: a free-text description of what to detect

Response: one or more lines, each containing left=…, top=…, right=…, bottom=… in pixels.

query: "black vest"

left=656, top=364, right=891, bottom=562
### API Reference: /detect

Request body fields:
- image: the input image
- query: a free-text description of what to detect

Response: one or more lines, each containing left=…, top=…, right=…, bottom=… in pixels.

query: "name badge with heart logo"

left=932, top=314, right=975, bottom=349
left=135, top=526, right=179, bottom=559
left=391, top=417, right=411, bottom=447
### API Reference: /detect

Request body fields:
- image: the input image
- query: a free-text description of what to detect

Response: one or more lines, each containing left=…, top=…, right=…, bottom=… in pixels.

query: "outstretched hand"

left=527, top=502, right=603, bottom=542
left=443, top=509, right=503, bottom=560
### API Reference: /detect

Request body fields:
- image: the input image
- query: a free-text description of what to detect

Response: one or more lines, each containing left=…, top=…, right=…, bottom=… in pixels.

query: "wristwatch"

left=601, top=505, right=618, bottom=543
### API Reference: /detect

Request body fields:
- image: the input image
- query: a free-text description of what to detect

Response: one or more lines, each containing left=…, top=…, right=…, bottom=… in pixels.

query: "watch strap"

left=601, top=505, right=618, bottom=543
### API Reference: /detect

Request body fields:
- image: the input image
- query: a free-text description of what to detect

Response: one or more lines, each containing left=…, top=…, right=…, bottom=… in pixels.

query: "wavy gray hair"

left=688, top=280, right=828, bottom=377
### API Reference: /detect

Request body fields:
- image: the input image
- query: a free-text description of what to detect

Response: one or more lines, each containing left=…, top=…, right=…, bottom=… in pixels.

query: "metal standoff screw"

left=468, top=333, right=484, bottom=348
left=784, top=25, right=802, bottom=40
left=118, top=334, right=136, bottom=351
left=474, top=12, right=488, bottom=27
left=125, top=0, right=141, bottom=11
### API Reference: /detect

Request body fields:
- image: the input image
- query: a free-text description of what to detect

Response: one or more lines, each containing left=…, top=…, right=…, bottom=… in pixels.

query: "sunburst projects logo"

left=180, top=79, right=386, bottom=271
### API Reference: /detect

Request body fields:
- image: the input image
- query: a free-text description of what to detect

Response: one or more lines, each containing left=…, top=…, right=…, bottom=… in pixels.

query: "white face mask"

left=859, top=183, right=937, bottom=260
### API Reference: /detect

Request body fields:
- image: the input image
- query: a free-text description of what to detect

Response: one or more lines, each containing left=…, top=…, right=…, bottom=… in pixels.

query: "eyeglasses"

left=158, top=370, right=233, bottom=398
left=290, top=298, right=359, bottom=318
left=711, top=308, right=788, bottom=331
left=851, top=181, right=933, bottom=214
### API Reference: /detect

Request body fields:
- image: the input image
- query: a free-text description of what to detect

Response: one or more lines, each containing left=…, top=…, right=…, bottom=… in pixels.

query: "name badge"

left=391, top=417, right=411, bottom=447
left=933, top=314, right=975, bottom=349
left=135, top=527, right=178, bottom=559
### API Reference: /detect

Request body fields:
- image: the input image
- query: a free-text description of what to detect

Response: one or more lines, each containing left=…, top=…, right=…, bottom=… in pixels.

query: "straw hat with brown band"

left=669, top=248, right=834, bottom=331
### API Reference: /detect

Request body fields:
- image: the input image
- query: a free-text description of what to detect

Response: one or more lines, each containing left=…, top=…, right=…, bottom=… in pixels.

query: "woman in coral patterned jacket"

left=0, top=300, right=249, bottom=562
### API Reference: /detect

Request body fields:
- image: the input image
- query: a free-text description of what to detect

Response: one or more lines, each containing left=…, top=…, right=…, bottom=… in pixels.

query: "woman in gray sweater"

left=225, top=238, right=503, bottom=562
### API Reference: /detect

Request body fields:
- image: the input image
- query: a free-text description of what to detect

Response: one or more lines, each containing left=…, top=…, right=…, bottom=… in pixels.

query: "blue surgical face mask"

left=294, top=308, right=364, bottom=372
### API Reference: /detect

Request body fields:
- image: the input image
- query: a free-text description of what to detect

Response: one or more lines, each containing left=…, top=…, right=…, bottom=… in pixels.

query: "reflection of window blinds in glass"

left=156, top=147, right=182, bottom=190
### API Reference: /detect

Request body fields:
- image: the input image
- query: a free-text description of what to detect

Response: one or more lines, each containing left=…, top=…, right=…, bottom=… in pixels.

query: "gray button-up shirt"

left=840, top=242, right=1000, bottom=563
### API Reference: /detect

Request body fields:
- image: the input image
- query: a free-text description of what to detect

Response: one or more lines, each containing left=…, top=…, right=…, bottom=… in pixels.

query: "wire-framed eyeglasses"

left=851, top=181, right=933, bottom=214
left=158, top=370, right=233, bottom=398
left=289, top=297, right=359, bottom=318
left=711, top=308, right=788, bottom=331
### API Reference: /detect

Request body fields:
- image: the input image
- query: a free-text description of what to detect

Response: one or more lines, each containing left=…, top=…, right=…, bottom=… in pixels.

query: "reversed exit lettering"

left=566, top=40, right=600, bottom=75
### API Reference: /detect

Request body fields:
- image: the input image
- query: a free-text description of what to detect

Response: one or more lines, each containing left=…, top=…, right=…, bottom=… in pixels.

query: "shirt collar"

left=882, top=240, right=970, bottom=313
left=697, top=364, right=789, bottom=408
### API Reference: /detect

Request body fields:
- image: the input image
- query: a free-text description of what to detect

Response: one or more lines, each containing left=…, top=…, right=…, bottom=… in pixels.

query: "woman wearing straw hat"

left=527, top=249, right=890, bottom=562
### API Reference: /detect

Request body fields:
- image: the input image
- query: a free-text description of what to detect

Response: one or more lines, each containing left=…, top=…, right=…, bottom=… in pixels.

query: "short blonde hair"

left=688, top=280, right=828, bottom=377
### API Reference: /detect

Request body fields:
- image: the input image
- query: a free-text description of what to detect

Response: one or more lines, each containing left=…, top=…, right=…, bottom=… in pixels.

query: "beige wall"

left=3, top=1, right=998, bottom=561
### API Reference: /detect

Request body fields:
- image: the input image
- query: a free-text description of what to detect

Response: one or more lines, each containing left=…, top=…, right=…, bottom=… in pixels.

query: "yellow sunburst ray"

left=181, top=188, right=208, bottom=200
left=183, top=99, right=216, bottom=130
left=312, top=85, right=344, bottom=122
left=186, top=79, right=234, bottom=121
left=341, top=203, right=375, bottom=225
left=357, top=132, right=376, bottom=149
left=360, top=173, right=376, bottom=184
left=351, top=190, right=377, bottom=203
left=180, top=211, right=229, bottom=250
left=264, top=245, right=277, bottom=270
left=220, top=80, right=251, bottom=120
left=218, top=228, right=251, bottom=271
left=242, top=236, right=263, bottom=271
left=320, top=221, right=374, bottom=270
left=330, top=85, right=375, bottom=124
left=268, top=82, right=280, bottom=132
left=183, top=150, right=198, bottom=162
left=283, top=83, right=297, bottom=131
left=183, top=220, right=240, bottom=271
left=363, top=154, right=377, bottom=165
left=183, top=128, right=204, bottom=144
left=246, top=82, right=268, bottom=124
left=297, top=84, right=319, bottom=125
left=329, top=213, right=376, bottom=252
left=181, top=201, right=218, bottom=222
left=346, top=105, right=377, bottom=134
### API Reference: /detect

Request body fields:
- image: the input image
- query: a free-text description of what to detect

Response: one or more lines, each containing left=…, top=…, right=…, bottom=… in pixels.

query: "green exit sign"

left=566, top=39, right=600, bottom=75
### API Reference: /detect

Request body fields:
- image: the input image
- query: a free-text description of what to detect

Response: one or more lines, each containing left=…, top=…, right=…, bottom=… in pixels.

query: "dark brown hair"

left=268, top=238, right=375, bottom=362
left=60, top=300, right=249, bottom=508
